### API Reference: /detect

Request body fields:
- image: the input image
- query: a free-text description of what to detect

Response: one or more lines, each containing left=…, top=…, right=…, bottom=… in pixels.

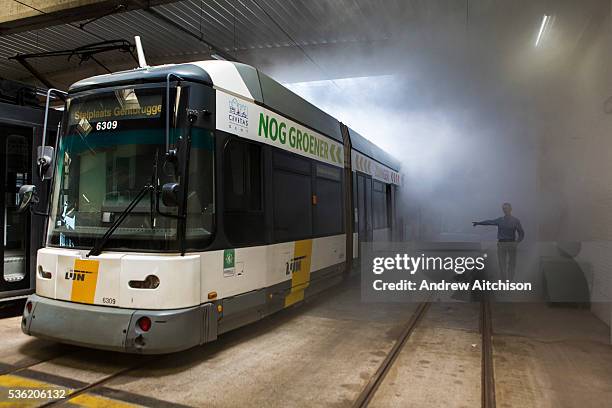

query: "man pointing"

left=473, top=203, right=524, bottom=279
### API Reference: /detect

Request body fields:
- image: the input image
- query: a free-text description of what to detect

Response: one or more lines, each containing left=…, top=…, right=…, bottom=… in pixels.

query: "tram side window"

left=186, top=128, right=216, bottom=244
left=273, top=151, right=312, bottom=242
left=314, top=163, right=343, bottom=235
left=372, top=180, right=388, bottom=229
left=223, top=138, right=264, bottom=245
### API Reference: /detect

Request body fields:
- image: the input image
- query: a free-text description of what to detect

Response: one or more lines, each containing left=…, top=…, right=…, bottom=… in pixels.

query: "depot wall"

left=571, top=17, right=612, bottom=336
left=538, top=11, right=612, bottom=339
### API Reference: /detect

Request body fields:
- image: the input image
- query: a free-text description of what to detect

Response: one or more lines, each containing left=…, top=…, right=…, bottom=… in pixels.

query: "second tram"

left=1, top=79, right=59, bottom=304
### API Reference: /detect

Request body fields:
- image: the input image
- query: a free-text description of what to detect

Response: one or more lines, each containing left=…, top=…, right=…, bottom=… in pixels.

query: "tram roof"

left=70, top=60, right=399, bottom=171
left=347, top=127, right=400, bottom=172
left=70, top=60, right=343, bottom=143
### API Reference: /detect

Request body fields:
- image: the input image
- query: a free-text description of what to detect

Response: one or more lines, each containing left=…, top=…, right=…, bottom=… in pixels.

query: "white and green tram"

left=19, top=61, right=401, bottom=353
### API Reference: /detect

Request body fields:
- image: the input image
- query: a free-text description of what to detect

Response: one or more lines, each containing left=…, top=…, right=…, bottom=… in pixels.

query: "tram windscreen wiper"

left=87, top=184, right=155, bottom=257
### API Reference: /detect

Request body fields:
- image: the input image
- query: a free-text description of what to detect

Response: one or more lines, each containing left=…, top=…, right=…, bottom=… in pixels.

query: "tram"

left=0, top=79, right=59, bottom=304
left=19, top=60, right=401, bottom=353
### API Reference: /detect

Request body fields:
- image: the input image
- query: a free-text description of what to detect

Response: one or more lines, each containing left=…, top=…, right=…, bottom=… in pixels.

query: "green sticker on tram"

left=223, top=249, right=235, bottom=269
left=257, top=113, right=341, bottom=164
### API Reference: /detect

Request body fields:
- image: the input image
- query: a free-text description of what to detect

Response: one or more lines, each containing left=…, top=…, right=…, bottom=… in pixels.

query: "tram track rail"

left=0, top=356, right=62, bottom=377
left=38, top=356, right=161, bottom=407
left=353, top=297, right=497, bottom=408
left=353, top=301, right=430, bottom=408
left=0, top=347, right=160, bottom=407
left=0, top=348, right=76, bottom=377
left=480, top=297, right=496, bottom=408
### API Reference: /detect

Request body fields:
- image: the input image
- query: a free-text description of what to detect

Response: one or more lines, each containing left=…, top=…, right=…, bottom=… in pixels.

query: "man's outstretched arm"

left=472, top=218, right=500, bottom=227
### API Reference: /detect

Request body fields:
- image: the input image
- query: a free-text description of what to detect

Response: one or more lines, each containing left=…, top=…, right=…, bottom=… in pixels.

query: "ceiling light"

left=535, top=15, right=551, bottom=47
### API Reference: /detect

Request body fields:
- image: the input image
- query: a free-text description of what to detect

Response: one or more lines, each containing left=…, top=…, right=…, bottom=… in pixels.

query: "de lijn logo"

left=64, top=267, right=92, bottom=281
left=286, top=255, right=306, bottom=275
left=228, top=98, right=248, bottom=131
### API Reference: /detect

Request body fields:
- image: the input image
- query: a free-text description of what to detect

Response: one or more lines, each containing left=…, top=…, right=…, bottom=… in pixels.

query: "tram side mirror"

left=18, top=185, right=38, bottom=213
left=162, top=149, right=179, bottom=177
left=161, top=182, right=180, bottom=207
left=36, top=146, right=55, bottom=180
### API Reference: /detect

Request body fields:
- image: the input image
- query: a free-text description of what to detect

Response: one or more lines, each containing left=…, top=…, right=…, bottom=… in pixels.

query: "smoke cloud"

left=281, top=0, right=610, bottom=249
left=282, top=0, right=612, bottom=305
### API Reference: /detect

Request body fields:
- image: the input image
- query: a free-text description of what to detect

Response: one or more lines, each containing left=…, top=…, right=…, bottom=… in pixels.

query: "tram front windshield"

left=47, top=86, right=215, bottom=251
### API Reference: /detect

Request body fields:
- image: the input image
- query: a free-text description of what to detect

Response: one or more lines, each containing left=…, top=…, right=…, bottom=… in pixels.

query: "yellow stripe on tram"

left=285, top=239, right=313, bottom=307
left=71, top=259, right=100, bottom=304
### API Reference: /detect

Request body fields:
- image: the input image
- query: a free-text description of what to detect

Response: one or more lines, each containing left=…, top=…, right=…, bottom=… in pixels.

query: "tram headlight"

left=37, top=265, right=52, bottom=279
left=144, top=275, right=160, bottom=289
left=25, top=301, right=32, bottom=314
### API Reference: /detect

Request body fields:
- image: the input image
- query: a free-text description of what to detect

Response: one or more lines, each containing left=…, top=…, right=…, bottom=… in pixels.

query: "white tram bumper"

left=21, top=294, right=217, bottom=354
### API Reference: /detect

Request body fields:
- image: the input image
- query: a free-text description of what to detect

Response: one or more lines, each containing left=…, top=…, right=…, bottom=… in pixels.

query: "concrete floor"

left=492, top=303, right=612, bottom=408
left=370, top=303, right=482, bottom=408
left=0, top=278, right=610, bottom=407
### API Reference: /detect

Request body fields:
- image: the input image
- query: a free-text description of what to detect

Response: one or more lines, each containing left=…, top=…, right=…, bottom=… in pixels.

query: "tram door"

left=355, top=172, right=373, bottom=246
left=0, top=125, right=32, bottom=292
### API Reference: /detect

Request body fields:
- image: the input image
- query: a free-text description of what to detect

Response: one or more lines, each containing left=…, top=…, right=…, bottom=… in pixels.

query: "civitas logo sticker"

left=228, top=97, right=248, bottom=131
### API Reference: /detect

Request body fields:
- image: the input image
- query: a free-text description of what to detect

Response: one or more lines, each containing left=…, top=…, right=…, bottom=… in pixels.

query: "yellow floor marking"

left=0, top=374, right=63, bottom=389
left=0, top=402, right=34, bottom=407
left=70, top=393, right=140, bottom=408
left=0, top=374, right=72, bottom=408
left=0, top=375, right=137, bottom=408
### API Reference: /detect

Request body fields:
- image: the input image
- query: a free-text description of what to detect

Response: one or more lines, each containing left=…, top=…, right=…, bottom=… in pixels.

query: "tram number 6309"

left=96, top=120, right=118, bottom=131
